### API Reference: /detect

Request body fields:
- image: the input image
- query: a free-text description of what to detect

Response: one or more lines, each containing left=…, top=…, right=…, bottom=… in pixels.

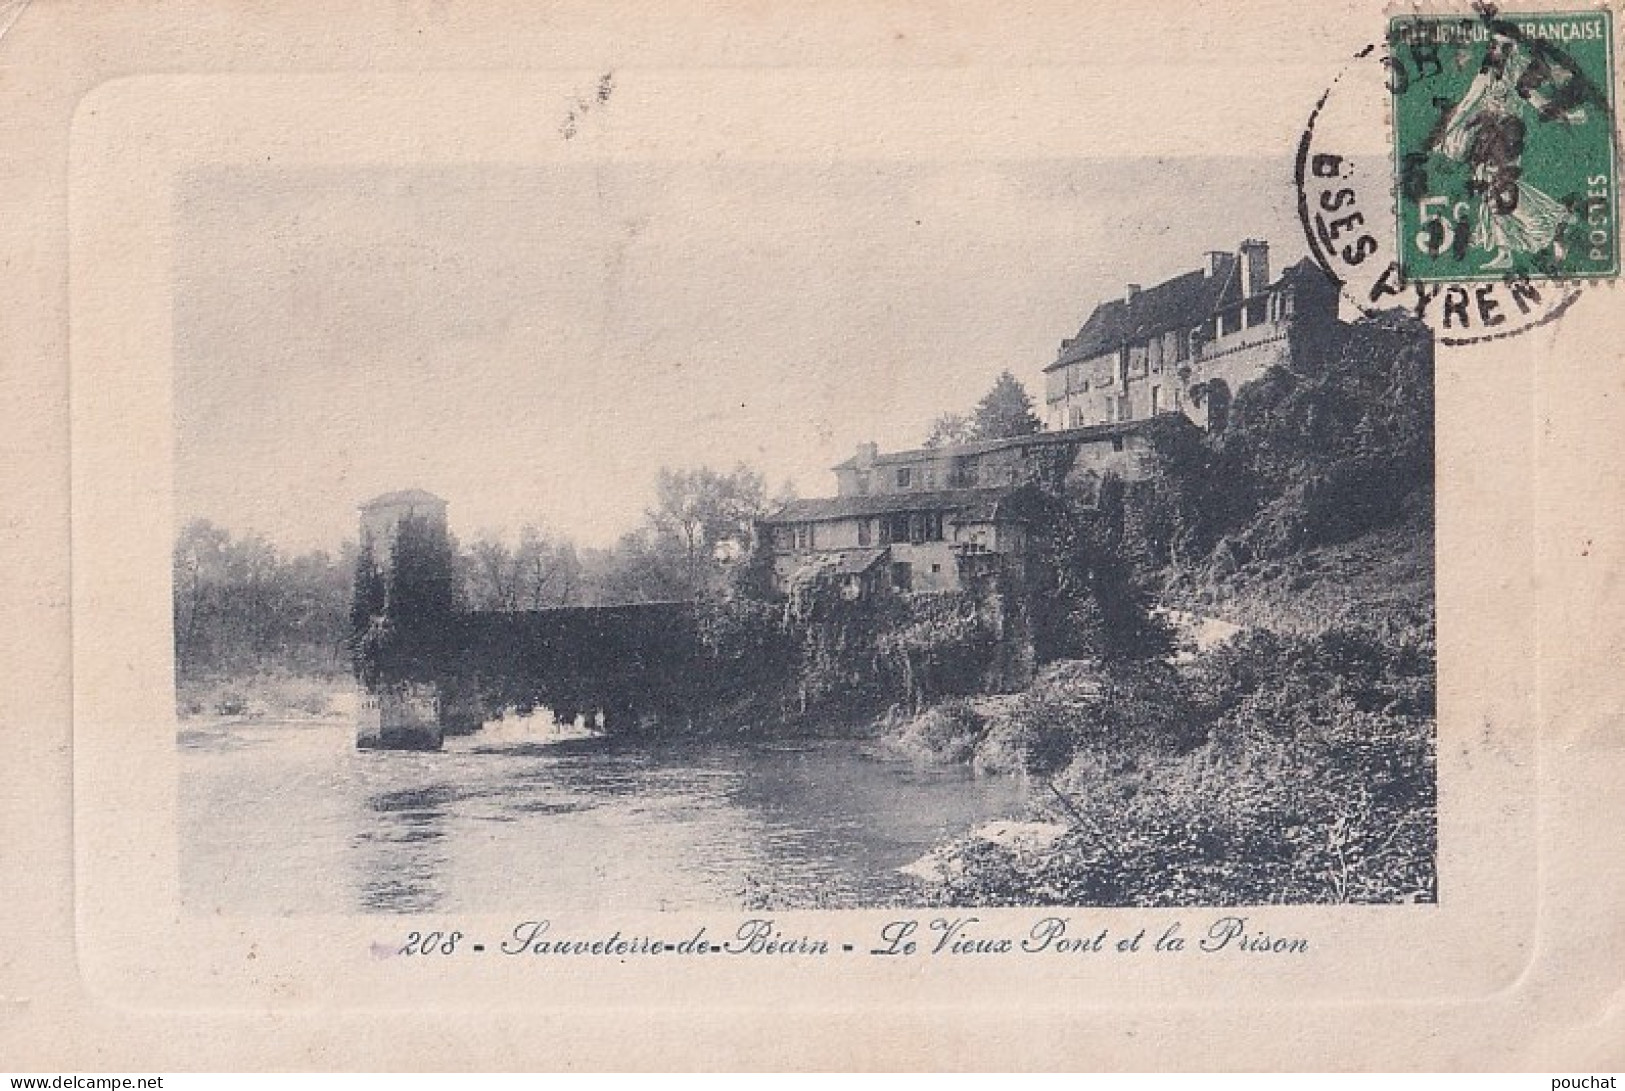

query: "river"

left=178, top=713, right=1028, bottom=914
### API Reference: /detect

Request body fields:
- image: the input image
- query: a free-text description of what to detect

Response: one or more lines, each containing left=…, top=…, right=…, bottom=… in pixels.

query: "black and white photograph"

left=171, top=158, right=1435, bottom=915
left=13, top=0, right=1624, bottom=1073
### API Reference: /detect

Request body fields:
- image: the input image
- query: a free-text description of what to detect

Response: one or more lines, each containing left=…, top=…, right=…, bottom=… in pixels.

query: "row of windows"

left=889, top=464, right=983, bottom=490
left=776, top=524, right=817, bottom=550
left=775, top=511, right=949, bottom=552
left=867, top=465, right=933, bottom=490
left=1057, top=293, right=1298, bottom=399
left=855, top=461, right=982, bottom=496
left=869, top=511, right=944, bottom=546
left=1065, top=385, right=1181, bottom=427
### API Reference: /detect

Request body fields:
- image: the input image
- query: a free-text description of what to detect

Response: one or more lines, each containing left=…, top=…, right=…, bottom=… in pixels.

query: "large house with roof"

left=762, top=238, right=1338, bottom=598
left=1043, top=240, right=1337, bottom=431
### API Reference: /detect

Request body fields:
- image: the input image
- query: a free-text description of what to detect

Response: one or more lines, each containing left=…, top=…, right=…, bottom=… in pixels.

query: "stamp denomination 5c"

left=1389, top=10, right=1618, bottom=283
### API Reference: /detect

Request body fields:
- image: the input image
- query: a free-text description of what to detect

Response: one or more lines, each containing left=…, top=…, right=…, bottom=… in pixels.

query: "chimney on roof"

left=1125, top=283, right=1141, bottom=303
left=1239, top=239, right=1270, bottom=297
left=1206, top=251, right=1231, bottom=278
left=855, top=441, right=879, bottom=469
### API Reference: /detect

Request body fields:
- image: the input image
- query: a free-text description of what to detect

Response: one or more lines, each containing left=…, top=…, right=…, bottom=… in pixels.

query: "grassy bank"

left=1162, top=513, right=1433, bottom=636
left=176, top=671, right=352, bottom=722
left=887, top=517, right=1437, bottom=907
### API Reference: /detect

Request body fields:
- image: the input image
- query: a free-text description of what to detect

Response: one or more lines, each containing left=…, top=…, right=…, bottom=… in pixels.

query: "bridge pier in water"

left=356, top=681, right=445, bottom=751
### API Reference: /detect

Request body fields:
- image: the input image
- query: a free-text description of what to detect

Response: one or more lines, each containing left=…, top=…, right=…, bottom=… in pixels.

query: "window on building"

left=857, top=519, right=871, bottom=547
left=794, top=524, right=815, bottom=550
left=891, top=561, right=913, bottom=592
left=896, top=467, right=912, bottom=489
left=1070, top=406, right=1084, bottom=427
left=930, top=563, right=941, bottom=574
left=1112, top=437, right=1125, bottom=452
left=1151, top=385, right=1161, bottom=415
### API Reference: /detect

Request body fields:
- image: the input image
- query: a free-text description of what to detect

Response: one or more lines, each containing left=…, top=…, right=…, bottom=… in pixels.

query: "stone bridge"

left=352, top=489, right=707, bottom=750
left=358, top=600, right=703, bottom=750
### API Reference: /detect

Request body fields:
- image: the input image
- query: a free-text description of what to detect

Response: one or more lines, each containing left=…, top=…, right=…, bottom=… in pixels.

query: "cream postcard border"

left=0, top=0, right=1613, bottom=1068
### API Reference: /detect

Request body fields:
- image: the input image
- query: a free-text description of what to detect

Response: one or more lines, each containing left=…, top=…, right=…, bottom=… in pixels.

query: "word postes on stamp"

left=1389, top=10, right=1617, bottom=284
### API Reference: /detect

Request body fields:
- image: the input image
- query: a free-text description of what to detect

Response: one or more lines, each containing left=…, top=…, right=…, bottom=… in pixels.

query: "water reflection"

left=179, top=716, right=1026, bottom=915
left=352, top=784, right=455, bottom=911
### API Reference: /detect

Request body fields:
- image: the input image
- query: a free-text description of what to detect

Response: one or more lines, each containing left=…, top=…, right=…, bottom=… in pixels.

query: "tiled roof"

left=829, top=547, right=890, bottom=575
left=1047, top=260, right=1244, bottom=372
left=766, top=486, right=1022, bottom=525
left=833, top=418, right=1154, bottom=470
left=1045, top=256, right=1335, bottom=374
left=1274, top=256, right=1331, bottom=289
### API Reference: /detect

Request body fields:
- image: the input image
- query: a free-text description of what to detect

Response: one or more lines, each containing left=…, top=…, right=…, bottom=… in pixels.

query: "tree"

left=173, top=518, right=230, bottom=668
left=971, top=370, right=1042, bottom=441
left=223, top=531, right=282, bottom=659
left=923, top=411, right=977, bottom=449
left=514, top=524, right=582, bottom=609
left=349, top=537, right=387, bottom=685
left=465, top=532, right=521, bottom=611
left=374, top=514, right=460, bottom=681
left=645, top=463, right=768, bottom=599
left=174, top=520, right=355, bottom=680
left=593, top=528, right=689, bottom=604
left=1028, top=492, right=1172, bottom=664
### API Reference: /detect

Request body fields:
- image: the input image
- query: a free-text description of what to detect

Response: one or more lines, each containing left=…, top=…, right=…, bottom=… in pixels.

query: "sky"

left=173, top=156, right=1306, bottom=552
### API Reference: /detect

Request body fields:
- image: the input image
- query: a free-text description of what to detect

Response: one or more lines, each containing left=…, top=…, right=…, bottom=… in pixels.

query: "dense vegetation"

left=898, top=311, right=1437, bottom=906
left=1122, top=310, right=1433, bottom=575
left=913, top=605, right=1436, bottom=905
left=923, top=369, right=1044, bottom=448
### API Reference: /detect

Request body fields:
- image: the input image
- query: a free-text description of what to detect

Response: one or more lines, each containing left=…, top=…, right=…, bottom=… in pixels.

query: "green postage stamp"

left=1389, top=10, right=1618, bottom=282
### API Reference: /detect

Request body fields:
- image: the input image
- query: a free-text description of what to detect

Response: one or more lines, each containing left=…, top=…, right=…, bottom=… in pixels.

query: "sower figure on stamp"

left=1435, top=29, right=1585, bottom=270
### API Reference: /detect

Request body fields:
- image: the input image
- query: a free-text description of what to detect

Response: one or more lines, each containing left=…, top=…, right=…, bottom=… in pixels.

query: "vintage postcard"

left=4, top=0, right=1624, bottom=1071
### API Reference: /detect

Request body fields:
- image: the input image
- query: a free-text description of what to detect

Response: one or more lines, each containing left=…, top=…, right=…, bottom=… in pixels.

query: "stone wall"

left=356, top=681, right=444, bottom=750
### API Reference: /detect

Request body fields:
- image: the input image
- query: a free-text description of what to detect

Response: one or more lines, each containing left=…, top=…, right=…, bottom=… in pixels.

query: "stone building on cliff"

left=1043, top=240, right=1337, bottom=431
left=761, top=239, right=1340, bottom=598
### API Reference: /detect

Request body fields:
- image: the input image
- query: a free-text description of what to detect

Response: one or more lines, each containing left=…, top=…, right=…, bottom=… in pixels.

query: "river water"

left=178, top=714, right=1028, bottom=914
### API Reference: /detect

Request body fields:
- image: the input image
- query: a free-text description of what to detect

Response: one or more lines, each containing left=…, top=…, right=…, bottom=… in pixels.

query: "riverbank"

left=177, top=671, right=354, bottom=724
left=881, top=518, right=1437, bottom=907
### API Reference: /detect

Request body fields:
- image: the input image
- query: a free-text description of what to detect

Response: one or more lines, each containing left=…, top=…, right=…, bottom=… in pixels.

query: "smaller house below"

left=762, top=418, right=1176, bottom=597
